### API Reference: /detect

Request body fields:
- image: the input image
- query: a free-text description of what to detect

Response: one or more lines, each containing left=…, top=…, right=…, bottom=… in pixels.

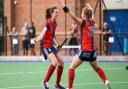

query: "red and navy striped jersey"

left=80, top=19, right=96, bottom=51
left=41, top=19, right=57, bottom=48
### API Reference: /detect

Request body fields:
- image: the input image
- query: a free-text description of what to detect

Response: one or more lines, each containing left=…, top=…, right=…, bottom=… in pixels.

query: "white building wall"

left=104, top=0, right=128, bottom=10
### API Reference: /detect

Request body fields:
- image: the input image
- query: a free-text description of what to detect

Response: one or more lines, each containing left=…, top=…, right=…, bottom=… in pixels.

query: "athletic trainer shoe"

left=41, top=82, right=49, bottom=89
left=54, top=83, right=66, bottom=89
left=105, top=80, right=111, bottom=89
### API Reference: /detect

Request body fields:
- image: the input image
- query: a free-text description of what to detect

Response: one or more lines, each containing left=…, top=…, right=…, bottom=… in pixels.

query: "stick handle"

left=60, top=35, right=71, bottom=48
left=60, top=0, right=65, bottom=7
left=60, top=38, right=68, bottom=47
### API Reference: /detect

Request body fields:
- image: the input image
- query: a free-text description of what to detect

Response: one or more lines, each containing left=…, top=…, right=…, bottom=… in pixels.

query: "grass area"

left=0, top=62, right=128, bottom=89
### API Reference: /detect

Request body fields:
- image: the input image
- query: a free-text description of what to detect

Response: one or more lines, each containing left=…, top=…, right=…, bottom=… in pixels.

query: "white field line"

left=0, top=67, right=125, bottom=75
left=0, top=82, right=128, bottom=89
left=0, top=71, right=45, bottom=75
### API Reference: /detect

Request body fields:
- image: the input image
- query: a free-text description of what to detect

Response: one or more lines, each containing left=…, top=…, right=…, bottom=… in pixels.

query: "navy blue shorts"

left=22, top=40, right=29, bottom=50
left=41, top=46, right=58, bottom=60
left=77, top=50, right=96, bottom=62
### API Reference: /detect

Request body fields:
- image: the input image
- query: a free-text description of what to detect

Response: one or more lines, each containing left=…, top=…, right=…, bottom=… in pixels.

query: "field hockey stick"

left=60, top=0, right=66, bottom=7
left=58, top=35, right=71, bottom=48
left=59, top=0, right=68, bottom=48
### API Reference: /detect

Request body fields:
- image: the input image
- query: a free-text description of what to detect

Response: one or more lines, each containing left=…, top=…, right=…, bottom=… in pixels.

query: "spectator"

left=68, top=21, right=78, bottom=56
left=8, top=27, right=19, bottom=55
left=102, top=22, right=112, bottom=56
left=28, top=22, right=36, bottom=56
left=21, top=22, right=30, bottom=56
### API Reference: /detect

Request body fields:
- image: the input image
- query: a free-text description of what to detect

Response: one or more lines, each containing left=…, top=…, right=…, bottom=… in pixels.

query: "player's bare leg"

left=90, top=61, right=111, bottom=89
left=42, top=53, right=58, bottom=89
left=68, top=55, right=82, bottom=89
left=54, top=52, right=65, bottom=89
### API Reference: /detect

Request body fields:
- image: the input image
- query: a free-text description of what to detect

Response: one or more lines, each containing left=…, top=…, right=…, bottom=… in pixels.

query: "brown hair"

left=82, top=7, right=92, bottom=19
left=45, top=8, right=51, bottom=19
left=51, top=6, right=58, bottom=14
left=45, top=6, right=57, bottom=19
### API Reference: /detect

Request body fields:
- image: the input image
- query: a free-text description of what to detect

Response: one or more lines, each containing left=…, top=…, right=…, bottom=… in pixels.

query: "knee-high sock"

left=68, top=69, right=75, bottom=88
left=44, top=64, right=56, bottom=82
left=96, top=67, right=107, bottom=83
left=56, top=65, right=64, bottom=84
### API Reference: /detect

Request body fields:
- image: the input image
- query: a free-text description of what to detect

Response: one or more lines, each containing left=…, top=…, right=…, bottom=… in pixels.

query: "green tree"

left=0, top=0, right=3, bottom=17
left=0, top=0, right=4, bottom=55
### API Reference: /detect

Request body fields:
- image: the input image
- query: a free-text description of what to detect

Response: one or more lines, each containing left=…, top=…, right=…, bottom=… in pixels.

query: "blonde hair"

left=82, top=7, right=92, bottom=19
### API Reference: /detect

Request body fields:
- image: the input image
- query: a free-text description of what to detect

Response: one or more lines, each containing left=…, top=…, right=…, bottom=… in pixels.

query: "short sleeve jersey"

left=80, top=19, right=96, bottom=51
left=41, top=19, right=57, bottom=48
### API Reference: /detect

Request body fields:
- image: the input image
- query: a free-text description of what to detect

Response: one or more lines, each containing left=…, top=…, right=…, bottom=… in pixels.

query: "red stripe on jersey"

left=81, top=20, right=96, bottom=51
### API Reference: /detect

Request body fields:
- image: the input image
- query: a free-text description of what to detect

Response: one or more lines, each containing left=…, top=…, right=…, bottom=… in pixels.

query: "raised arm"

left=63, top=6, right=82, bottom=25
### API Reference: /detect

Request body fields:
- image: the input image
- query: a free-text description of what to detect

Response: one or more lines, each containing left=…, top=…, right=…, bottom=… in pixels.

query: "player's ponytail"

left=45, top=8, right=51, bottom=19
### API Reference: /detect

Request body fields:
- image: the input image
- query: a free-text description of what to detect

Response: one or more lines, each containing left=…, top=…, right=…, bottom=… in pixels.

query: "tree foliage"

left=0, top=0, right=3, bottom=17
